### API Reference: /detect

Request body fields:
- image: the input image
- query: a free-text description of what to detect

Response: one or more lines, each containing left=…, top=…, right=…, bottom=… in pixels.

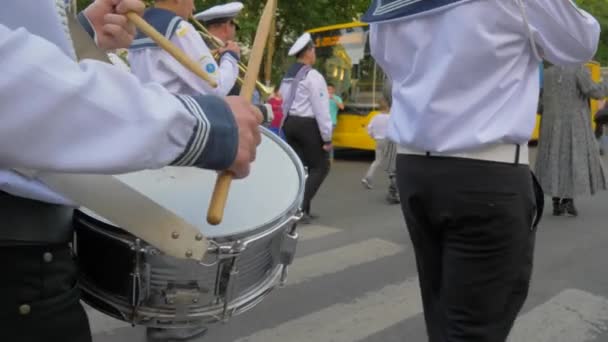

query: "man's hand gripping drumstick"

left=207, top=0, right=277, bottom=225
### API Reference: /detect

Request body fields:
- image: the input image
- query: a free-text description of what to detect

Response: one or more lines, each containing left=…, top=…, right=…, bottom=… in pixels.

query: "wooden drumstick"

left=206, top=0, right=277, bottom=225
left=126, top=12, right=218, bottom=88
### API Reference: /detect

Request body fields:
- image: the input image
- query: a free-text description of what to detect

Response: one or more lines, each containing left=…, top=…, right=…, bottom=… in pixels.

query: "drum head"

left=81, top=129, right=303, bottom=238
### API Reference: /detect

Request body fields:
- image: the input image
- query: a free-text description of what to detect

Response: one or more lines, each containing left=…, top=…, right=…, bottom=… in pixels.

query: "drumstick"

left=126, top=12, right=218, bottom=88
left=206, top=0, right=277, bottom=225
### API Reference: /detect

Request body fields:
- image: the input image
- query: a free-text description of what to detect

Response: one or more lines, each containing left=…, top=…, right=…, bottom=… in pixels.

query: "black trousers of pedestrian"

left=0, top=243, right=92, bottom=342
left=283, top=116, right=330, bottom=214
left=396, top=155, right=543, bottom=342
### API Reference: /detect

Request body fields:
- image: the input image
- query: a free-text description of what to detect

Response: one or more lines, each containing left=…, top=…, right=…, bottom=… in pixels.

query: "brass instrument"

left=190, top=17, right=273, bottom=98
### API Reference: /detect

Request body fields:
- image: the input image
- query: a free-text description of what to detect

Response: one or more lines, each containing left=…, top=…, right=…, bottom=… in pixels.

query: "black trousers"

left=0, top=243, right=92, bottom=342
left=283, top=116, right=331, bottom=214
left=396, top=155, right=543, bottom=342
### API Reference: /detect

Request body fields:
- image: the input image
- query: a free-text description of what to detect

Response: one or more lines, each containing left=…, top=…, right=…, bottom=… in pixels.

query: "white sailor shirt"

left=128, top=8, right=239, bottom=97
left=279, top=66, right=333, bottom=143
left=368, top=0, right=601, bottom=153
left=0, top=2, right=239, bottom=205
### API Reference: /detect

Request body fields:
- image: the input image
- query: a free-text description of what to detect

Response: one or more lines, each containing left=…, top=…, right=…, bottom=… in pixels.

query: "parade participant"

left=279, top=33, right=332, bottom=224
left=194, top=2, right=264, bottom=102
left=0, top=1, right=262, bottom=341
left=128, top=0, right=240, bottom=96
left=363, top=0, right=600, bottom=340
left=194, top=2, right=242, bottom=48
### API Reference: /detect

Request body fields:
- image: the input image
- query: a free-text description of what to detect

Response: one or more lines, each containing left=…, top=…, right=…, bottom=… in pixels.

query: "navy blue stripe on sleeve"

left=77, top=12, right=96, bottom=40
left=172, top=95, right=238, bottom=170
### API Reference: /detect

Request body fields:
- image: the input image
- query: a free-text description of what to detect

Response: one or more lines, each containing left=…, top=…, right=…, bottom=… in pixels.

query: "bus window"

left=311, top=26, right=387, bottom=115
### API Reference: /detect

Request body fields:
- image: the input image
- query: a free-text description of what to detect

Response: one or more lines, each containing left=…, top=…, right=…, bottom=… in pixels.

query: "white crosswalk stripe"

left=285, top=238, right=404, bottom=286
left=84, top=303, right=131, bottom=335
left=298, top=224, right=341, bottom=241
left=508, top=289, right=608, bottom=342
left=235, top=277, right=422, bottom=342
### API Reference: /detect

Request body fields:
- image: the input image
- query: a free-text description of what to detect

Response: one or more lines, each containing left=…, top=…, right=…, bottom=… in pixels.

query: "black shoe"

left=300, top=213, right=315, bottom=224
left=146, top=327, right=208, bottom=341
left=552, top=197, right=563, bottom=216
left=386, top=193, right=400, bottom=204
left=562, top=199, right=578, bottom=217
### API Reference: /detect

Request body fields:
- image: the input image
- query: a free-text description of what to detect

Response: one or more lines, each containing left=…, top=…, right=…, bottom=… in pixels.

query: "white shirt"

left=280, top=68, right=333, bottom=142
left=370, top=0, right=600, bottom=153
left=128, top=20, right=239, bottom=97
left=0, top=3, right=223, bottom=204
left=367, top=113, right=390, bottom=140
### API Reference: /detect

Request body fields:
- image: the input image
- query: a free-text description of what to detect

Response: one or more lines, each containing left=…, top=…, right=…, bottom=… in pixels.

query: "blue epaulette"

left=130, top=8, right=183, bottom=49
left=362, top=0, right=478, bottom=24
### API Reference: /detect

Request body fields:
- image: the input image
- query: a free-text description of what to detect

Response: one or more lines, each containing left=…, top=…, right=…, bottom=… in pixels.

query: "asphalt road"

left=90, top=148, right=608, bottom=342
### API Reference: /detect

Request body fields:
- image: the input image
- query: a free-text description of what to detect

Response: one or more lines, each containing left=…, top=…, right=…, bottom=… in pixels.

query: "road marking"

left=509, top=289, right=608, bottom=342
left=286, top=238, right=405, bottom=286
left=84, top=302, right=131, bottom=335
left=236, top=277, right=422, bottom=342
left=298, top=224, right=341, bottom=241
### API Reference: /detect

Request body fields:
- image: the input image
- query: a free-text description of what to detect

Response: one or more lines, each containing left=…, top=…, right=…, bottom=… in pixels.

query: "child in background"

left=328, top=84, right=344, bottom=161
left=361, top=98, right=390, bottom=189
left=267, top=87, right=284, bottom=138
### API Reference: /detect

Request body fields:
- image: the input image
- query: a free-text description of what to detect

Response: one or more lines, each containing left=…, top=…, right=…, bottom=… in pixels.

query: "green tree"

left=577, top=0, right=608, bottom=64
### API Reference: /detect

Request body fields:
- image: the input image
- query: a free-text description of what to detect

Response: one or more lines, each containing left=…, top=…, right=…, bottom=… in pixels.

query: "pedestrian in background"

left=536, top=64, right=608, bottom=217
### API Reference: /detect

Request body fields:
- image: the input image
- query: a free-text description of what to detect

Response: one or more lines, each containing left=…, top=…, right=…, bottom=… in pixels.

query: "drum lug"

left=219, top=240, right=244, bottom=322
left=163, top=285, right=204, bottom=319
left=221, top=259, right=240, bottom=322
left=129, top=239, right=149, bottom=317
left=164, top=286, right=202, bottom=305
left=279, top=228, right=299, bottom=286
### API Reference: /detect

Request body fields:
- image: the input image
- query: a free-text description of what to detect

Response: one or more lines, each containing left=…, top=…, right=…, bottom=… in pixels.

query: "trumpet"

left=190, top=17, right=273, bottom=98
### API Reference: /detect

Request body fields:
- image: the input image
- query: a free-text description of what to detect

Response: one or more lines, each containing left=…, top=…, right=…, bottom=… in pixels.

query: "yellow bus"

left=307, top=22, right=383, bottom=151
left=307, top=22, right=602, bottom=149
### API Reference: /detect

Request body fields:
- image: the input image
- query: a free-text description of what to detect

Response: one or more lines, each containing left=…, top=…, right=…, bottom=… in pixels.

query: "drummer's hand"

left=225, top=96, right=263, bottom=179
left=219, top=41, right=241, bottom=59
left=83, top=0, right=145, bottom=50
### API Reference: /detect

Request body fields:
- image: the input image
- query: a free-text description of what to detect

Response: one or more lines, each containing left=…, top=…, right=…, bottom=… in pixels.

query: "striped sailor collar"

left=362, top=0, right=479, bottom=24
left=130, top=8, right=183, bottom=49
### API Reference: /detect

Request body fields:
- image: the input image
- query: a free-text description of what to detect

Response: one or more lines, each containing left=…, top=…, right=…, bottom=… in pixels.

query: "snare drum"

left=73, top=127, right=305, bottom=328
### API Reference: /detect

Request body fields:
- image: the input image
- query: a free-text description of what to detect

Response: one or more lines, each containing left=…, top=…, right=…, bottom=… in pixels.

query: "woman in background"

left=536, top=64, right=608, bottom=217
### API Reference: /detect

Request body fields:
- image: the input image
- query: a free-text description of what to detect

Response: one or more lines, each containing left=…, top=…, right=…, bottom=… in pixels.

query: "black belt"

left=0, top=191, right=74, bottom=245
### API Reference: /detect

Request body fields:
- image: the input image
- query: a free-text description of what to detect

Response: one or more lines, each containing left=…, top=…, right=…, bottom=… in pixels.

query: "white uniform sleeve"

left=306, top=70, right=333, bottom=142
left=0, top=24, right=238, bottom=173
left=165, top=21, right=239, bottom=96
left=526, top=0, right=601, bottom=65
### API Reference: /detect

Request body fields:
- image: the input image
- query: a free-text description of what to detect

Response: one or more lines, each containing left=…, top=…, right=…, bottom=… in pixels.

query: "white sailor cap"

left=194, top=2, right=244, bottom=26
left=288, top=33, right=313, bottom=57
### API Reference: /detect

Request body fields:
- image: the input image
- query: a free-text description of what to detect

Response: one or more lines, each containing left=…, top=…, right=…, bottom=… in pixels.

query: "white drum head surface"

left=84, top=132, right=301, bottom=237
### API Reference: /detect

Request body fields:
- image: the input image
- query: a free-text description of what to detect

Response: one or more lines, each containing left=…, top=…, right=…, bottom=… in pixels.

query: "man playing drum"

left=0, top=1, right=262, bottom=341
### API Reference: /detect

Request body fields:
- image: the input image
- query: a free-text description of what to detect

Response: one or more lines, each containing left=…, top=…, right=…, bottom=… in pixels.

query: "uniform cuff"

left=221, top=51, right=240, bottom=62
left=77, top=12, right=96, bottom=40
left=171, top=95, right=238, bottom=170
